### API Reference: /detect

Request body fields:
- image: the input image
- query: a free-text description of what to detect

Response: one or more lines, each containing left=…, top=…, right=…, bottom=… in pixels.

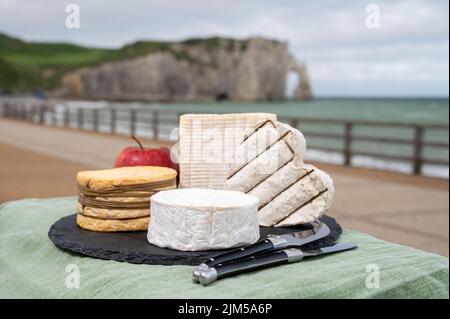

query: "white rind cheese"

left=147, top=188, right=260, bottom=251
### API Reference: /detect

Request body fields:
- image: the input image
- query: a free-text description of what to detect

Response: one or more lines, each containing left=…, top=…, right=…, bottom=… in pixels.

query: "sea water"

left=56, top=98, right=449, bottom=178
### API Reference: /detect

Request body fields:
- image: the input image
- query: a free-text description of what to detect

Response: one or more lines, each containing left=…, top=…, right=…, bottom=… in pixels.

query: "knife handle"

left=204, top=237, right=287, bottom=268
left=198, top=249, right=303, bottom=286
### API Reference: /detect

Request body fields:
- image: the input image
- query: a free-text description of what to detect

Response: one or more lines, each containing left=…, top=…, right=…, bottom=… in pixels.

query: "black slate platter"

left=48, top=214, right=342, bottom=266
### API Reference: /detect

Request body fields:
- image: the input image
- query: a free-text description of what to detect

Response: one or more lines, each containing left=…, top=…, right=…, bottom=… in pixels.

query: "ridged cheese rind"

left=224, top=138, right=294, bottom=193
left=275, top=166, right=334, bottom=226
left=258, top=165, right=332, bottom=227
left=229, top=120, right=281, bottom=176
left=223, top=119, right=333, bottom=227
left=248, top=164, right=313, bottom=208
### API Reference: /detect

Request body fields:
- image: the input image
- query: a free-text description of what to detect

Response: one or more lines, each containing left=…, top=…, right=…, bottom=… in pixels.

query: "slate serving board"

left=48, top=214, right=342, bottom=266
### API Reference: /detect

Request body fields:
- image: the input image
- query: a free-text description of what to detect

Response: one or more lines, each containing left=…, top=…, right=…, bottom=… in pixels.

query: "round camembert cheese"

left=147, top=188, right=260, bottom=251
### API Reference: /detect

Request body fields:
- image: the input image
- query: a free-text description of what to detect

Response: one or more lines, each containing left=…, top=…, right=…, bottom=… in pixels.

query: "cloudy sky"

left=0, top=0, right=448, bottom=97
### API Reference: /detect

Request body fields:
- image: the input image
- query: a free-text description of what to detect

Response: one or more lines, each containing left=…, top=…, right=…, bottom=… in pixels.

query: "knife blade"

left=197, top=242, right=357, bottom=286
left=192, top=221, right=330, bottom=283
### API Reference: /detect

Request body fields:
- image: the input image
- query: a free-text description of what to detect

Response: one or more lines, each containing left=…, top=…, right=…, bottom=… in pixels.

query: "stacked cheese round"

left=77, top=166, right=177, bottom=232
left=147, top=188, right=260, bottom=251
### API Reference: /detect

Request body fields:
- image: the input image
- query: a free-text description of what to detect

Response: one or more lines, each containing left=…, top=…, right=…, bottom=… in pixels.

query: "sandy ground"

left=0, top=142, right=90, bottom=201
left=0, top=118, right=448, bottom=256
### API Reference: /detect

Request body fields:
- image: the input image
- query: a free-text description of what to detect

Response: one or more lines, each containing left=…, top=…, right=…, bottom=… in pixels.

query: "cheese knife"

left=197, top=242, right=357, bottom=286
left=193, top=221, right=330, bottom=282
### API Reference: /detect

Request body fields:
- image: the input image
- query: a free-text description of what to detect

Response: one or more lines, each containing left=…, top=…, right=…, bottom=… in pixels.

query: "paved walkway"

left=0, top=119, right=448, bottom=256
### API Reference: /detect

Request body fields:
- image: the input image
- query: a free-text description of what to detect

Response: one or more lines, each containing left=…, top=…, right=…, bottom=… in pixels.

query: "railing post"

left=6, top=103, right=12, bottom=118
left=51, top=105, right=56, bottom=125
left=152, top=110, right=159, bottom=140
left=111, top=108, right=117, bottom=134
left=13, top=104, right=18, bottom=118
left=130, top=109, right=136, bottom=136
left=2, top=103, right=6, bottom=117
left=93, top=109, right=99, bottom=132
left=19, top=104, right=25, bottom=119
left=64, top=107, right=70, bottom=127
left=78, top=108, right=84, bottom=130
left=16, top=104, right=21, bottom=118
left=9, top=103, right=14, bottom=118
left=153, top=110, right=159, bottom=140
left=39, top=104, right=45, bottom=124
left=23, top=104, right=30, bottom=121
left=15, top=103, right=21, bottom=119
left=29, top=104, right=35, bottom=122
left=343, top=122, right=353, bottom=166
left=29, top=104, right=34, bottom=122
left=290, top=118, right=299, bottom=129
left=413, top=126, right=424, bottom=175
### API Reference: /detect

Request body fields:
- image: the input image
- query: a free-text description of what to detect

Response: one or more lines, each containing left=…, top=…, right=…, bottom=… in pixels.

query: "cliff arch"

left=289, top=63, right=313, bottom=101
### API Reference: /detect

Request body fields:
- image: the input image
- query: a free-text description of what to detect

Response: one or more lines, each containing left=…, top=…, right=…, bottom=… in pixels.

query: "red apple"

left=114, top=136, right=179, bottom=173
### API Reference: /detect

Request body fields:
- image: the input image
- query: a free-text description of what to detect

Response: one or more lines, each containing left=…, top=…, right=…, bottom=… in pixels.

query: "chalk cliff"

left=62, top=37, right=312, bottom=102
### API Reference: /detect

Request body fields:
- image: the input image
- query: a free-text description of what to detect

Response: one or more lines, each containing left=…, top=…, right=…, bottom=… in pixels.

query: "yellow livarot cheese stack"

left=76, top=166, right=177, bottom=232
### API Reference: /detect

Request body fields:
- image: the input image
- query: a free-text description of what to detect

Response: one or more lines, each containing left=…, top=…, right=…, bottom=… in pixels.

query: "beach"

left=1, top=118, right=448, bottom=256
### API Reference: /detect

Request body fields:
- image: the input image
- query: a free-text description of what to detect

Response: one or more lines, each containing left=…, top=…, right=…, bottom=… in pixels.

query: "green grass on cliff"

left=0, top=32, right=243, bottom=93
left=0, top=33, right=121, bottom=92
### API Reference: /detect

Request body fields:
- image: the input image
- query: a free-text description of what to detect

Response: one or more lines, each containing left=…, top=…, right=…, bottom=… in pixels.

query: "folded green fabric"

left=0, top=197, right=448, bottom=299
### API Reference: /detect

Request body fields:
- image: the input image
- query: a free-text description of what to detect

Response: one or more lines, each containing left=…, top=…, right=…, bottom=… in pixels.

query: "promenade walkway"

left=0, top=118, right=448, bottom=256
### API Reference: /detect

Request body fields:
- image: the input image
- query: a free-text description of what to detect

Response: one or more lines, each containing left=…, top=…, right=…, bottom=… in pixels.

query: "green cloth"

left=0, top=197, right=448, bottom=299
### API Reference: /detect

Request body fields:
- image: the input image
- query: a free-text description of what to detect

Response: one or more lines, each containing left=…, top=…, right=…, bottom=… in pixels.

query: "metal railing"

left=279, top=116, right=449, bottom=174
left=0, top=98, right=448, bottom=175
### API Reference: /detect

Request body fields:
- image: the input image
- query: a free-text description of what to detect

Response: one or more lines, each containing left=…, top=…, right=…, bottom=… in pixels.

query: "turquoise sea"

left=59, top=98, right=449, bottom=177
left=145, top=98, right=449, bottom=125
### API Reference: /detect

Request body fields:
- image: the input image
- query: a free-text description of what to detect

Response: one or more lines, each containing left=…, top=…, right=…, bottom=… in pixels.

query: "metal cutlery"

left=197, top=242, right=357, bottom=286
left=193, top=221, right=330, bottom=283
